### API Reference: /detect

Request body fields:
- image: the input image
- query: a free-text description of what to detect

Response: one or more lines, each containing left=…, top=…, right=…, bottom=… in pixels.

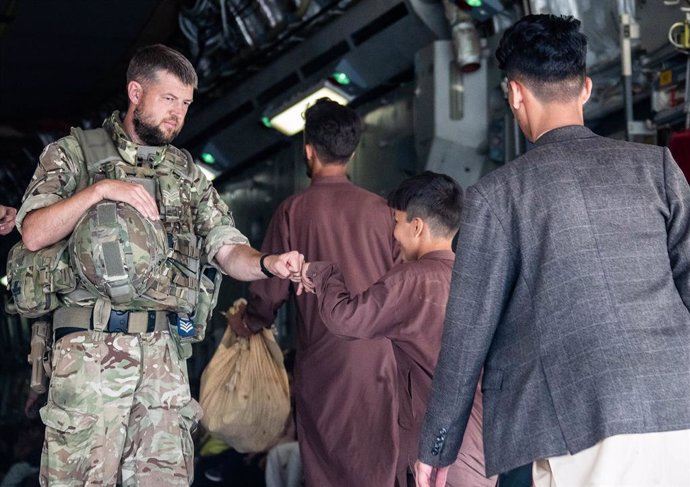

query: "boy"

left=302, top=171, right=495, bottom=487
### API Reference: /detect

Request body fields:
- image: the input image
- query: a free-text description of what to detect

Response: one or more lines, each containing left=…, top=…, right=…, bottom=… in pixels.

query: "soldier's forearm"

left=22, top=184, right=103, bottom=251
left=215, top=244, right=266, bottom=281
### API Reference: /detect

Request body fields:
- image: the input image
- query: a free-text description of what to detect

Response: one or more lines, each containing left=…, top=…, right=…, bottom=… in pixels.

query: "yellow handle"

left=669, top=21, right=690, bottom=49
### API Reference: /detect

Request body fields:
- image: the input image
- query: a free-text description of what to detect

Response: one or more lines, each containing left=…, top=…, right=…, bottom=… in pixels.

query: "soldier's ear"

left=128, top=81, right=143, bottom=105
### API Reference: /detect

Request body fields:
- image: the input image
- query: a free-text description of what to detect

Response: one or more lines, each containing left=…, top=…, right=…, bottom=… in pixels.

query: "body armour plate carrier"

left=7, top=127, right=223, bottom=345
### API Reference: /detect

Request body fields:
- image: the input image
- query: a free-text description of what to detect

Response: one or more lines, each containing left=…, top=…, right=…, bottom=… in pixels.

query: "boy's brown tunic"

left=308, top=250, right=495, bottom=487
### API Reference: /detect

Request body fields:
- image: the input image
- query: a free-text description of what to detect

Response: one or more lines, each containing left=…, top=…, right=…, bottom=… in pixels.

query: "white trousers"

left=533, top=430, right=690, bottom=487
left=265, top=441, right=302, bottom=487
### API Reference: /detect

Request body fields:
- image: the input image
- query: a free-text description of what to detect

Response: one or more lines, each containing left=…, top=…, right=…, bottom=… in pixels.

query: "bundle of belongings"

left=200, top=298, right=290, bottom=452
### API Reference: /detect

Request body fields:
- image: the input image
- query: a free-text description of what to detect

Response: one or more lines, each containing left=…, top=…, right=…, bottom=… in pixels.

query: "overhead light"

left=0, top=275, right=7, bottom=288
left=201, top=152, right=216, bottom=164
left=332, top=71, right=351, bottom=85
left=267, top=82, right=353, bottom=136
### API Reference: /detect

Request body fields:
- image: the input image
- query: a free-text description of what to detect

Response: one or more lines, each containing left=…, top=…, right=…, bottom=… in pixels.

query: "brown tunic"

left=308, top=250, right=496, bottom=487
left=245, top=174, right=400, bottom=487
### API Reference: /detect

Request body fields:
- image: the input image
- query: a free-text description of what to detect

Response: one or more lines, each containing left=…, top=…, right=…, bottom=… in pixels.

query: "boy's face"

left=393, top=209, right=419, bottom=262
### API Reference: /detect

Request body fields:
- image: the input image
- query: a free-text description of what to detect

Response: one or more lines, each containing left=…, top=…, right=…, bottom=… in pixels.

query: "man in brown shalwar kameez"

left=302, top=172, right=496, bottom=487
left=228, top=98, right=401, bottom=487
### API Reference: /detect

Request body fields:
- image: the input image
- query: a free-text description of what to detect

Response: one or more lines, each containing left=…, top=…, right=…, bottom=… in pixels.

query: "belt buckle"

left=109, top=310, right=129, bottom=333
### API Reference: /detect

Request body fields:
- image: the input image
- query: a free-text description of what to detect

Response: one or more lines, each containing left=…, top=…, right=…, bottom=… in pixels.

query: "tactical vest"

left=7, top=127, right=222, bottom=346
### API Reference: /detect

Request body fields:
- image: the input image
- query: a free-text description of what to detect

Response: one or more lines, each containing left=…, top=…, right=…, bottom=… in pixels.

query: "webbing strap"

left=53, top=307, right=169, bottom=332
left=71, top=127, right=121, bottom=174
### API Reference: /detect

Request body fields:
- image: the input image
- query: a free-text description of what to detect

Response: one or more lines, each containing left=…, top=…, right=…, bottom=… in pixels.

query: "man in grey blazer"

left=415, top=14, right=690, bottom=487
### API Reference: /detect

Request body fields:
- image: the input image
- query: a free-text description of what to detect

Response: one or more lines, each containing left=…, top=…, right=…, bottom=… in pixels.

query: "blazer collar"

left=535, top=125, right=596, bottom=146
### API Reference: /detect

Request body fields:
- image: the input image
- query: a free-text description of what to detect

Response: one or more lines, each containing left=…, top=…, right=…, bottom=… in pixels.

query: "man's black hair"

left=387, top=171, right=463, bottom=238
left=496, top=14, right=587, bottom=102
left=304, top=98, right=362, bottom=164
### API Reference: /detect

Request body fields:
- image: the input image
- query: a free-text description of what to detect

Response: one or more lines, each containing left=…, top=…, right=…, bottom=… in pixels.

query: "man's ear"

left=128, top=81, right=143, bottom=105
left=509, top=79, right=524, bottom=111
left=581, top=76, right=593, bottom=105
left=413, top=217, right=425, bottom=238
left=304, top=143, right=314, bottom=161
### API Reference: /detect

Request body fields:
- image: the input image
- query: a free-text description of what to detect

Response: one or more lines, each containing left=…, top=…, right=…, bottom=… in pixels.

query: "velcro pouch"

left=142, top=232, right=200, bottom=314
left=7, top=239, right=76, bottom=317
left=185, top=265, right=222, bottom=344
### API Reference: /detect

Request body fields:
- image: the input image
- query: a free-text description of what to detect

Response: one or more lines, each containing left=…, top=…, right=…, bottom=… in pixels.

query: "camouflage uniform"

left=16, top=112, right=249, bottom=487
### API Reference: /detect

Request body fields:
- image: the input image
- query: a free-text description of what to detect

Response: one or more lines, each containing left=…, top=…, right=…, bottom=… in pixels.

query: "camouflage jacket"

left=16, top=111, right=249, bottom=313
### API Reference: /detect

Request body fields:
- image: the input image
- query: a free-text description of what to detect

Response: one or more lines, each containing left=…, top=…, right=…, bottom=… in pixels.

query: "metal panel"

left=414, top=40, right=488, bottom=188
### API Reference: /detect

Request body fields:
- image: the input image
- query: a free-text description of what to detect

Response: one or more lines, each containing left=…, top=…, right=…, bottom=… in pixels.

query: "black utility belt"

left=53, top=307, right=174, bottom=341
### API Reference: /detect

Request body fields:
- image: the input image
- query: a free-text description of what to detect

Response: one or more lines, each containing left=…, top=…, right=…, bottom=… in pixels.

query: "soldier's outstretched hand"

left=261, top=251, right=303, bottom=279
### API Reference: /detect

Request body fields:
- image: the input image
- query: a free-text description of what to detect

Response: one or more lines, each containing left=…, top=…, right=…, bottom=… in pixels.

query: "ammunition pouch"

left=142, top=232, right=200, bottom=314
left=157, top=262, right=220, bottom=361
left=7, top=240, right=75, bottom=317
left=188, top=265, right=222, bottom=344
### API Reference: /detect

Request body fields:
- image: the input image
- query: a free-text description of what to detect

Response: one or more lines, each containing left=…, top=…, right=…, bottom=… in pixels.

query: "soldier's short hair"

left=127, top=44, right=198, bottom=90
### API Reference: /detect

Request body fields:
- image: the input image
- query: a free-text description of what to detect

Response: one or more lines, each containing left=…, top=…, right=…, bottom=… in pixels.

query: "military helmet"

left=69, top=201, right=168, bottom=304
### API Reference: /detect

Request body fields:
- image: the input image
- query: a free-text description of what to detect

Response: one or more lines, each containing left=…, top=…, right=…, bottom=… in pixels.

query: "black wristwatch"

left=260, top=254, right=275, bottom=278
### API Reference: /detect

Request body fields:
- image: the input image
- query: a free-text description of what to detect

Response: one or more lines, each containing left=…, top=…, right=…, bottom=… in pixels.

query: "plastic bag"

left=199, top=299, right=290, bottom=453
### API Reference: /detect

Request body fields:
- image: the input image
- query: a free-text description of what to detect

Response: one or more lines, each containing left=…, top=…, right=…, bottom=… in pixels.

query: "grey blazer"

left=419, top=125, right=690, bottom=476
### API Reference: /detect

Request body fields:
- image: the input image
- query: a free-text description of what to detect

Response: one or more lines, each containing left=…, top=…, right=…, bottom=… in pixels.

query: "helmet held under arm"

left=69, top=201, right=168, bottom=304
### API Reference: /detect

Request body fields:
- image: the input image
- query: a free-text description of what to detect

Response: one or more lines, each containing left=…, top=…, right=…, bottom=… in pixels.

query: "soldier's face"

left=133, top=71, right=194, bottom=146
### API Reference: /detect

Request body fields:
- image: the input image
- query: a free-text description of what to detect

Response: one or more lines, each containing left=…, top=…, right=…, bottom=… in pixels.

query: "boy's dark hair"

left=496, top=14, right=586, bottom=102
left=304, top=98, right=362, bottom=164
left=387, top=171, right=463, bottom=238
left=127, top=44, right=198, bottom=89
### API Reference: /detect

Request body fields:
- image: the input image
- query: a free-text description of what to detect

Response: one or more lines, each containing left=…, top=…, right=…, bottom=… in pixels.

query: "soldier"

left=14, top=44, right=305, bottom=487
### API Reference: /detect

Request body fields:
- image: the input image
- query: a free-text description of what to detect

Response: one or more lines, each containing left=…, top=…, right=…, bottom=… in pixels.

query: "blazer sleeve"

left=664, top=147, right=690, bottom=312
left=418, top=186, right=519, bottom=467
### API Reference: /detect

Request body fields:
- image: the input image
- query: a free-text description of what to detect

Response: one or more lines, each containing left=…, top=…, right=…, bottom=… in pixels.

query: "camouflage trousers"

left=39, top=330, right=203, bottom=487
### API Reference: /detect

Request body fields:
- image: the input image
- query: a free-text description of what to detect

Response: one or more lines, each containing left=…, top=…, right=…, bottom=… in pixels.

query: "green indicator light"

left=466, top=0, right=483, bottom=6
left=201, top=152, right=216, bottom=164
left=333, top=71, right=351, bottom=85
left=261, top=116, right=272, bottom=128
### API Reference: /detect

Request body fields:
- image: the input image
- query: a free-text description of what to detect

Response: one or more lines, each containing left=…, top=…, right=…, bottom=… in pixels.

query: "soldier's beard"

left=133, top=107, right=180, bottom=146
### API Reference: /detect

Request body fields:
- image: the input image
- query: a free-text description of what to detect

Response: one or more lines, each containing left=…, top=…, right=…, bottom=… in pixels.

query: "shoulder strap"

left=181, top=148, right=194, bottom=167
left=71, top=127, right=121, bottom=173
left=162, top=145, right=195, bottom=174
